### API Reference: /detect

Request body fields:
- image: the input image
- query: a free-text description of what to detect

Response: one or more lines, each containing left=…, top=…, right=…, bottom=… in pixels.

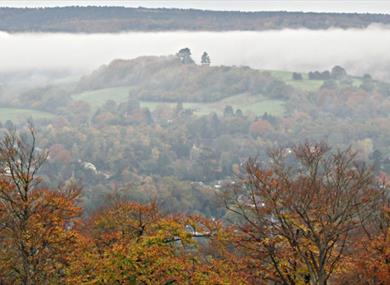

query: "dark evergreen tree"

left=201, top=52, right=211, bottom=66
left=177, top=48, right=194, bottom=64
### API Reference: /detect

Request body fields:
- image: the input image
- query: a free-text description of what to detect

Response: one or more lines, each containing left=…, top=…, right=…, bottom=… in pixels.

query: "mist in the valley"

left=1, top=25, right=390, bottom=83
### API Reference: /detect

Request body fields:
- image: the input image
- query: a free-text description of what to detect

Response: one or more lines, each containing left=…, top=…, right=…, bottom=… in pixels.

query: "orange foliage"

left=66, top=200, right=249, bottom=284
left=249, top=119, right=272, bottom=137
left=0, top=128, right=388, bottom=285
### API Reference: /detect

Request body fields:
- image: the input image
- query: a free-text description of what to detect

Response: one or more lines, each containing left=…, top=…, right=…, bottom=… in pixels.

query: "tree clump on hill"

left=177, top=48, right=195, bottom=64
left=308, top=66, right=348, bottom=81
left=76, top=55, right=293, bottom=102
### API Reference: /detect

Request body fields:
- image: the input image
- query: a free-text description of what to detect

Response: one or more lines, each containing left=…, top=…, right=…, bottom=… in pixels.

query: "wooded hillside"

left=1, top=7, right=390, bottom=32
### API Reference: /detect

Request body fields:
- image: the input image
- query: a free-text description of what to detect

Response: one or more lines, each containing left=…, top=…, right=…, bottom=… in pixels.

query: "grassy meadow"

left=0, top=108, right=54, bottom=123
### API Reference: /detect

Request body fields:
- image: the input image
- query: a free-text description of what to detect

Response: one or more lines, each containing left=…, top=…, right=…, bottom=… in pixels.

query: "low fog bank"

left=2, top=26, right=390, bottom=81
left=0, top=69, right=80, bottom=87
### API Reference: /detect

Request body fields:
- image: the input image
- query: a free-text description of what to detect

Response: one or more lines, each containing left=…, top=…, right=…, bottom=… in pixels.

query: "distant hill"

left=76, top=55, right=292, bottom=102
left=1, top=7, right=390, bottom=33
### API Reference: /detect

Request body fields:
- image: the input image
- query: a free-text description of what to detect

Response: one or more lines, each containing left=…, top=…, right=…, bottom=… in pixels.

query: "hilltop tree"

left=177, top=47, right=194, bottom=64
left=331, top=65, right=347, bottom=79
left=201, top=52, right=211, bottom=66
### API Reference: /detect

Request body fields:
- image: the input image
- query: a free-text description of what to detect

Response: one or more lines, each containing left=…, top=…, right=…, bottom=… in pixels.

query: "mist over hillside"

left=3, top=27, right=390, bottom=81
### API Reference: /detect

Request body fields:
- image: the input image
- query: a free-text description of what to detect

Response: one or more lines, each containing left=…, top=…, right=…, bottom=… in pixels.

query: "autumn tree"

left=0, top=125, right=81, bottom=285
left=67, top=199, right=248, bottom=284
left=339, top=175, right=390, bottom=285
left=249, top=119, right=272, bottom=137
left=224, top=142, right=381, bottom=285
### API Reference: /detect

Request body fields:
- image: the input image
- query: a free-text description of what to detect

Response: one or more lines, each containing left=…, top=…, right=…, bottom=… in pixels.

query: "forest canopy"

left=0, top=128, right=388, bottom=284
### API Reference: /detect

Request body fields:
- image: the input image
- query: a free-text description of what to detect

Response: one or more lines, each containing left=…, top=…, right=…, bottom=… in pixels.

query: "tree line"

left=2, top=7, right=390, bottom=33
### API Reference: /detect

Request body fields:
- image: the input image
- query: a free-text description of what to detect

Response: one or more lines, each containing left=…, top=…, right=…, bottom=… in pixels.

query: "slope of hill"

left=72, top=87, right=286, bottom=117
left=76, top=55, right=293, bottom=102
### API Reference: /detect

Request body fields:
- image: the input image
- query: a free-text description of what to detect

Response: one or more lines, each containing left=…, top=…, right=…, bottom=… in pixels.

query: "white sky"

left=0, top=1, right=390, bottom=14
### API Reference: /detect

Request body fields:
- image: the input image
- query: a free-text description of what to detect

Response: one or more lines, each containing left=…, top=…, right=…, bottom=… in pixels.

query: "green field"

left=267, top=70, right=325, bottom=92
left=73, top=86, right=285, bottom=117
left=72, top=87, right=132, bottom=111
left=72, top=71, right=365, bottom=116
left=140, top=94, right=285, bottom=116
left=0, top=108, right=54, bottom=122
left=267, top=70, right=363, bottom=92
left=72, top=69, right=338, bottom=117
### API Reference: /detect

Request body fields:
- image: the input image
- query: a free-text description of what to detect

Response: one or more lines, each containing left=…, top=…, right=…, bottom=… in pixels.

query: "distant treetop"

left=201, top=52, right=211, bottom=66
left=177, top=48, right=195, bottom=64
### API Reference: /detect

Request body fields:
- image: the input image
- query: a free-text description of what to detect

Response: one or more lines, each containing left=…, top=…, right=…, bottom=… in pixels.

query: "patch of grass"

left=0, top=108, right=54, bottom=123
left=287, top=79, right=324, bottom=92
left=351, top=78, right=363, bottom=87
left=267, top=70, right=324, bottom=92
left=139, top=101, right=176, bottom=110
left=72, top=87, right=132, bottom=111
left=237, top=100, right=285, bottom=116
left=73, top=86, right=285, bottom=117
left=215, top=94, right=285, bottom=116
left=268, top=70, right=364, bottom=92
left=268, top=70, right=296, bottom=81
left=141, top=94, right=285, bottom=117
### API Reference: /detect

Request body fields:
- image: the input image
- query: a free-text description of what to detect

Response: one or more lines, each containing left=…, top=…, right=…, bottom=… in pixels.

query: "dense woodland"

left=1, top=51, right=390, bottom=217
left=0, top=127, right=388, bottom=284
left=0, top=48, right=389, bottom=283
left=2, top=7, right=390, bottom=32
